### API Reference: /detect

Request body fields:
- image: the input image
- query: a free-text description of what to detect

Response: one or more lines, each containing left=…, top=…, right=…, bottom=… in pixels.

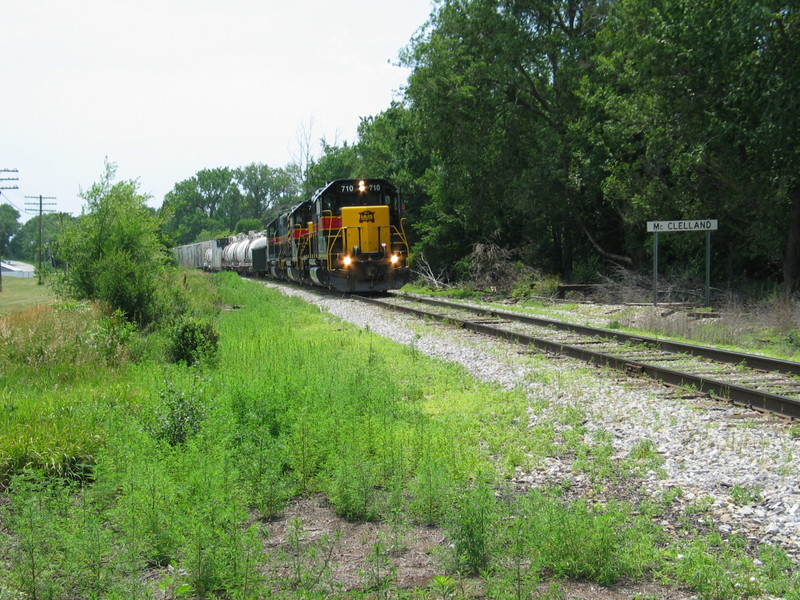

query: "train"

left=175, top=178, right=411, bottom=293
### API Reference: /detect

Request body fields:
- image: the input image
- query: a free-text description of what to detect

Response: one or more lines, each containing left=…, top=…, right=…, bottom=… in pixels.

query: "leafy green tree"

left=7, top=213, right=73, bottom=265
left=56, top=162, right=169, bottom=325
left=402, top=0, right=609, bottom=276
left=161, top=179, right=225, bottom=245
left=747, top=4, right=800, bottom=292
left=234, top=218, right=263, bottom=234
left=585, top=0, right=800, bottom=289
left=183, top=168, right=243, bottom=232
left=398, top=0, right=798, bottom=292
left=235, top=163, right=302, bottom=222
left=354, top=104, right=432, bottom=245
left=160, top=168, right=241, bottom=244
left=161, top=164, right=302, bottom=243
left=0, top=203, right=21, bottom=258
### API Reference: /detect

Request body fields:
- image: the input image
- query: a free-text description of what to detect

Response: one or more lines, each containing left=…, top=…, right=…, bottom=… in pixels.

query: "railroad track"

left=352, top=292, right=800, bottom=419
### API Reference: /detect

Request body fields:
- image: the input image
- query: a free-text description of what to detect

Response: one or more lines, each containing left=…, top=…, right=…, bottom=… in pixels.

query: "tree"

left=56, top=162, right=169, bottom=325
left=234, top=218, right=263, bottom=234
left=7, top=212, right=73, bottom=264
left=235, top=163, right=302, bottom=222
left=161, top=164, right=302, bottom=244
left=160, top=168, right=241, bottom=244
left=0, top=204, right=20, bottom=258
left=400, top=0, right=799, bottom=292
left=402, top=0, right=610, bottom=276
left=161, top=179, right=223, bottom=245
left=584, top=0, right=800, bottom=289
left=354, top=103, right=433, bottom=247
left=306, top=141, right=360, bottom=190
left=748, top=5, right=800, bottom=293
left=196, top=168, right=243, bottom=231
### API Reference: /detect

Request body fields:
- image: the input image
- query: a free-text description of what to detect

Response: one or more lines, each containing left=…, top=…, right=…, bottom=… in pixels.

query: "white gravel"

left=264, top=282, right=800, bottom=563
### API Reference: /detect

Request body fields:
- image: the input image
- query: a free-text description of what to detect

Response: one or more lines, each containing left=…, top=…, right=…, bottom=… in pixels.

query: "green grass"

left=1, top=272, right=799, bottom=599
left=0, top=276, right=56, bottom=316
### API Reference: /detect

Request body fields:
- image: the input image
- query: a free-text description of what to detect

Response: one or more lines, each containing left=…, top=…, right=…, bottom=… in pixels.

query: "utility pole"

left=25, top=194, right=57, bottom=285
left=0, top=168, right=20, bottom=293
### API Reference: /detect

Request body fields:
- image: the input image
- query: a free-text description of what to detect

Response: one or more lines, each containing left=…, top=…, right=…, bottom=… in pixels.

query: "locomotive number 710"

left=340, top=183, right=382, bottom=192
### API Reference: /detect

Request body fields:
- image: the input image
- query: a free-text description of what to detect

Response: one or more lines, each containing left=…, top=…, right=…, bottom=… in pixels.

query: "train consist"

left=175, top=178, right=411, bottom=292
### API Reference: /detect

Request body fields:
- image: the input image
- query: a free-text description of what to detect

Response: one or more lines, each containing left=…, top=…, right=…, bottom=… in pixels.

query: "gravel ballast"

left=264, top=282, right=800, bottom=564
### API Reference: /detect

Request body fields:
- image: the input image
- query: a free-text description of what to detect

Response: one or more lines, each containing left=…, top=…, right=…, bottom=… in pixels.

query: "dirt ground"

left=261, top=494, right=693, bottom=599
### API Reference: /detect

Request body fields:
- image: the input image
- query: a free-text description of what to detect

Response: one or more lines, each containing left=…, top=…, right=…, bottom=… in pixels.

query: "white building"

left=0, top=260, right=36, bottom=278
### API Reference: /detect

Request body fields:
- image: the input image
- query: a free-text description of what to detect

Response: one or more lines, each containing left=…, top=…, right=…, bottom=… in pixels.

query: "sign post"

left=646, top=219, right=718, bottom=306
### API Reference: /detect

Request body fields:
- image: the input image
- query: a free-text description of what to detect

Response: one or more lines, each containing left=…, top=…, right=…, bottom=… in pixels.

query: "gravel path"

left=264, top=282, right=800, bottom=564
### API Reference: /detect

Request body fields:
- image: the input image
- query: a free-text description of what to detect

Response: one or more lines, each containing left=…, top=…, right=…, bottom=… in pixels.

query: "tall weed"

left=328, top=444, right=380, bottom=521
left=515, top=490, right=659, bottom=584
left=3, top=470, right=136, bottom=598
left=0, top=302, right=131, bottom=373
left=409, top=453, right=454, bottom=526
left=147, top=371, right=208, bottom=447
left=447, top=479, right=498, bottom=575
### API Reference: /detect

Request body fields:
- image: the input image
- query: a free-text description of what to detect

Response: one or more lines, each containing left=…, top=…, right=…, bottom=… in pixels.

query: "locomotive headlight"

left=343, top=255, right=352, bottom=266
left=390, top=254, right=400, bottom=264
left=358, top=180, right=366, bottom=193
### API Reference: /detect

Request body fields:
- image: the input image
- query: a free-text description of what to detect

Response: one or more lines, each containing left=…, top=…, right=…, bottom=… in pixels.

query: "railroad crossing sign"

left=647, top=219, right=718, bottom=306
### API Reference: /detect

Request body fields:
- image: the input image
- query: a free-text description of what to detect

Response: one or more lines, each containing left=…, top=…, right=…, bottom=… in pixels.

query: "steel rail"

left=392, top=293, right=800, bottom=377
left=356, top=294, right=800, bottom=419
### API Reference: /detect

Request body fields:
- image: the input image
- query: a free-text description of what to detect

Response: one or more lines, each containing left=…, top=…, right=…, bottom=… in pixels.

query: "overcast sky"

left=0, top=0, right=434, bottom=222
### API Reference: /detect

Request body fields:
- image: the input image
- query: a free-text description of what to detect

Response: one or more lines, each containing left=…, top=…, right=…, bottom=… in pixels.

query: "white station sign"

left=647, top=219, right=718, bottom=233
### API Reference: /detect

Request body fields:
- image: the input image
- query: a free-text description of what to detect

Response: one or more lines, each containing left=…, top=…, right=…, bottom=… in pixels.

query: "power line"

left=0, top=190, right=26, bottom=214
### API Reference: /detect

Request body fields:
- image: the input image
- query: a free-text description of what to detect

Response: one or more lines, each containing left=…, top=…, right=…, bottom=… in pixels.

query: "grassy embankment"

left=0, top=277, right=56, bottom=316
left=402, top=283, right=800, bottom=361
left=0, top=273, right=798, bottom=599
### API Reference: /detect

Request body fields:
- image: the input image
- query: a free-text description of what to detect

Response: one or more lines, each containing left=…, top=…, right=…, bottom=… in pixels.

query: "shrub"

left=54, top=161, right=169, bottom=326
left=149, top=376, right=207, bottom=447
left=467, top=242, right=534, bottom=293
left=511, top=273, right=562, bottom=300
left=532, top=274, right=563, bottom=298
left=167, top=317, right=219, bottom=366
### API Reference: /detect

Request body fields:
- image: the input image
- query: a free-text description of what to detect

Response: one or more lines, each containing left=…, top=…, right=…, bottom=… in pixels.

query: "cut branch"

left=580, top=222, right=633, bottom=265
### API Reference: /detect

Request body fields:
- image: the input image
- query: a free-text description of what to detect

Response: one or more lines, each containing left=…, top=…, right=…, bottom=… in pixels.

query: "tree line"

left=310, top=0, right=799, bottom=293
left=2, top=0, right=797, bottom=297
left=400, top=0, right=798, bottom=293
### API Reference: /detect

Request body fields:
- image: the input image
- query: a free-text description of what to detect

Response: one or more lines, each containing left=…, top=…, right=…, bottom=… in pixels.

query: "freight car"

left=175, top=178, right=411, bottom=293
